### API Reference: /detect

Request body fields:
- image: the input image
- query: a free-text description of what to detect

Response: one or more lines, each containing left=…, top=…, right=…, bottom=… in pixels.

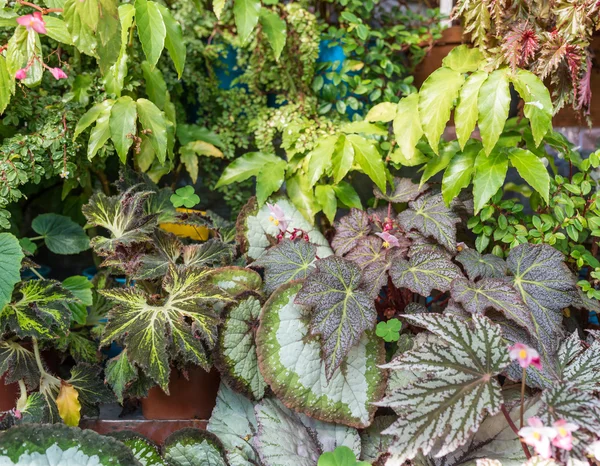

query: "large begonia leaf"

left=183, top=239, right=234, bottom=269
left=215, top=294, right=267, bottom=400
left=455, top=249, right=507, bottom=280
left=295, top=257, right=377, bottom=379
left=100, top=265, right=228, bottom=391
left=82, top=188, right=157, bottom=255
left=398, top=193, right=460, bottom=252
left=298, top=413, right=361, bottom=456
left=256, top=281, right=385, bottom=428
left=109, top=432, right=165, bottom=466
left=373, top=178, right=428, bottom=204
left=163, top=429, right=229, bottom=466
left=252, top=239, right=316, bottom=294
left=0, top=279, right=73, bottom=339
left=450, top=278, right=534, bottom=333
left=236, top=197, right=332, bottom=261
left=331, top=209, right=371, bottom=256
left=390, top=248, right=463, bottom=296
left=377, top=314, right=510, bottom=464
left=540, top=385, right=600, bottom=432
left=206, top=267, right=263, bottom=297
left=506, top=244, right=578, bottom=360
left=0, top=340, right=39, bottom=389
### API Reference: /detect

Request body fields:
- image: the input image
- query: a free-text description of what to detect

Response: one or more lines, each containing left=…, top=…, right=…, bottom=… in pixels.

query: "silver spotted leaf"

left=377, top=314, right=510, bottom=463
left=331, top=209, right=372, bottom=255
left=390, top=248, right=463, bottom=296
left=256, top=281, right=385, bottom=428
left=455, top=249, right=508, bottom=280
left=374, top=177, right=429, bottom=204
left=163, top=428, right=229, bottom=466
left=295, top=256, right=377, bottom=379
left=252, top=239, right=316, bottom=294
left=397, top=193, right=460, bottom=253
left=507, top=244, right=578, bottom=360
left=450, top=278, right=534, bottom=334
left=215, top=294, right=267, bottom=400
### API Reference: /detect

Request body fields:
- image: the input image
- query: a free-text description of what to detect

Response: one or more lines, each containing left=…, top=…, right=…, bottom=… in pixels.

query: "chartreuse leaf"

left=346, top=134, right=386, bottom=193
left=215, top=294, right=267, bottom=400
left=74, top=99, right=112, bottom=139
left=0, top=424, right=139, bottom=465
left=418, top=67, right=465, bottom=154
left=510, top=69, right=552, bottom=147
left=455, top=248, right=507, bottom=280
left=6, top=27, right=43, bottom=87
left=256, top=281, right=385, bottom=428
left=442, top=140, right=480, bottom=205
left=135, top=0, right=166, bottom=68
left=287, top=173, right=320, bottom=222
left=307, top=135, right=338, bottom=187
left=331, top=209, right=371, bottom=255
left=296, top=256, right=377, bottom=379
left=109, top=432, right=165, bottom=466
left=104, top=3, right=135, bottom=96
left=473, top=147, right=508, bottom=213
left=441, top=45, right=484, bottom=73
left=87, top=99, right=115, bottom=160
left=234, top=0, right=260, bottom=42
left=0, top=341, right=39, bottom=389
left=109, top=96, right=137, bottom=164
left=376, top=318, right=402, bottom=342
left=507, top=244, right=578, bottom=361
left=315, top=185, right=337, bottom=224
left=63, top=0, right=98, bottom=56
left=216, top=152, right=284, bottom=189
left=318, top=446, right=369, bottom=466
left=213, top=0, right=225, bottom=19
left=0, top=56, right=14, bottom=114
left=393, top=94, right=423, bottom=162
left=56, top=382, right=81, bottom=426
left=374, top=177, right=427, bottom=204
left=163, top=429, right=228, bottom=466
left=377, top=314, right=510, bottom=463
left=397, top=193, right=460, bottom=252
left=478, top=69, right=511, bottom=155
left=508, top=148, right=550, bottom=204
left=366, top=102, right=397, bottom=123
left=455, top=71, right=488, bottom=149
left=0, top=233, right=24, bottom=310
left=31, top=214, right=90, bottom=255
left=332, top=135, right=354, bottom=184
left=253, top=239, right=316, bottom=294
left=256, top=159, right=286, bottom=205
left=259, top=9, right=286, bottom=60
left=137, top=98, right=168, bottom=163
left=156, top=3, right=186, bottom=78
left=100, top=265, right=227, bottom=391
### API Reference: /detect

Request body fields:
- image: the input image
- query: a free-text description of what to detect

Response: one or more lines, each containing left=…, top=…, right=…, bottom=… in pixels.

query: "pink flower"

left=48, top=67, right=68, bottom=80
left=587, top=440, right=600, bottom=461
left=266, top=203, right=289, bottom=232
left=15, top=68, right=28, bottom=80
left=551, top=419, right=578, bottom=451
left=376, top=231, right=400, bottom=249
left=519, top=417, right=557, bottom=459
left=16, top=11, right=47, bottom=34
left=509, top=343, right=542, bottom=369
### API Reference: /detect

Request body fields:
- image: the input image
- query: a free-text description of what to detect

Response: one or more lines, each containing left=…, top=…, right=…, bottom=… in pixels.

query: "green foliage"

left=30, top=214, right=90, bottom=255
left=0, top=233, right=24, bottom=310
left=170, top=186, right=200, bottom=208
left=318, top=446, right=370, bottom=466
left=375, top=319, right=401, bottom=343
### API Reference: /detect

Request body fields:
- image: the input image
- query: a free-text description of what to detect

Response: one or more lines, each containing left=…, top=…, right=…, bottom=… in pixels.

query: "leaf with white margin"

left=332, top=209, right=371, bottom=256
left=295, top=256, right=377, bottom=379
left=163, top=429, right=228, bottom=466
left=0, top=424, right=138, bottom=465
left=256, top=281, right=385, bottom=428
left=207, top=383, right=259, bottom=466
left=376, top=314, right=510, bottom=464
left=359, top=416, right=395, bottom=464
left=398, top=193, right=460, bottom=253
left=450, top=278, right=534, bottom=334
left=215, top=294, right=267, bottom=400
left=455, top=249, right=508, bottom=280
left=252, top=239, right=316, bottom=294
left=390, top=248, right=463, bottom=296
left=506, top=244, right=578, bottom=360
left=373, top=177, right=429, bottom=204
left=236, top=197, right=332, bottom=261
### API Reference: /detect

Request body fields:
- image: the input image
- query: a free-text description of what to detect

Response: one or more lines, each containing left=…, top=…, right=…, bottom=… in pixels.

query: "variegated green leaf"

left=183, top=239, right=234, bottom=269
left=206, top=266, right=263, bottom=297
left=455, top=249, right=508, bottom=280
left=163, top=429, right=228, bottom=466
left=295, top=257, right=377, bottom=379
left=373, top=177, right=428, bottom=204
left=390, top=248, right=463, bottom=296
left=398, top=193, right=460, bottom=253
left=256, top=281, right=385, bottom=428
left=252, top=239, right=316, bottom=294
left=67, top=363, right=115, bottom=415
left=0, top=340, right=39, bottom=389
left=215, top=295, right=266, bottom=400
left=105, top=350, right=138, bottom=403
left=377, top=314, right=510, bottom=463
left=109, top=432, right=165, bottom=465
left=331, top=209, right=371, bottom=256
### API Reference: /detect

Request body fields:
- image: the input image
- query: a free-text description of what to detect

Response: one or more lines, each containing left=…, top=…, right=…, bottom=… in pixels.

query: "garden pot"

left=159, top=208, right=211, bottom=241
left=141, top=367, right=220, bottom=420
left=0, top=377, right=19, bottom=412
left=413, top=26, right=464, bottom=88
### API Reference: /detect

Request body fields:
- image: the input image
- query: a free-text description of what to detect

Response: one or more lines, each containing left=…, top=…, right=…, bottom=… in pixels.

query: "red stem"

left=501, top=404, right=532, bottom=460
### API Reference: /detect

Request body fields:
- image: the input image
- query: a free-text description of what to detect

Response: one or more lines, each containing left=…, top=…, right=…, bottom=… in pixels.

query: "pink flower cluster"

left=519, top=417, right=578, bottom=459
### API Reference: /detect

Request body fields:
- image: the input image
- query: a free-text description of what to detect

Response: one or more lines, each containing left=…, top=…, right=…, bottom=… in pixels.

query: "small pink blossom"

left=551, top=419, right=578, bottom=451
left=509, top=342, right=542, bottom=369
left=10, top=408, right=21, bottom=419
left=519, top=417, right=557, bottom=459
left=266, top=203, right=289, bottom=232
left=16, top=11, right=47, bottom=34
left=15, top=68, right=28, bottom=80
left=49, top=67, right=68, bottom=80
left=587, top=440, right=600, bottom=461
left=376, top=231, right=400, bottom=249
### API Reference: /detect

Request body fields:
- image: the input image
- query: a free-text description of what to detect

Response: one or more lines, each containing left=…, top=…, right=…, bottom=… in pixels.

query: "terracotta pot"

left=414, top=26, right=465, bottom=87
left=0, top=376, right=19, bottom=412
left=141, top=367, right=220, bottom=420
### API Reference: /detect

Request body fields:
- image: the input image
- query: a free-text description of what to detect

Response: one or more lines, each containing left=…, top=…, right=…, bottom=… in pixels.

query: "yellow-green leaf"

left=56, top=382, right=81, bottom=427
left=510, top=70, right=552, bottom=148
left=442, top=45, right=484, bottom=73
left=455, top=71, right=488, bottom=150
left=135, top=0, right=166, bottom=68
left=478, top=69, right=511, bottom=155
left=233, top=0, right=260, bottom=43
left=393, top=94, right=423, bottom=162
left=347, top=134, right=386, bottom=193
left=366, top=102, right=397, bottom=123
left=109, top=96, right=137, bottom=164
left=508, top=148, right=550, bottom=204
left=473, top=147, right=508, bottom=213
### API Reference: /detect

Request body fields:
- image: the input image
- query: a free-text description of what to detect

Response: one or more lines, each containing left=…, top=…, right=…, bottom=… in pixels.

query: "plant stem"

left=16, top=379, right=28, bottom=410
left=28, top=236, right=43, bottom=241
left=28, top=267, right=44, bottom=280
left=501, top=404, right=531, bottom=460
left=520, top=367, right=526, bottom=428
left=31, top=338, right=45, bottom=375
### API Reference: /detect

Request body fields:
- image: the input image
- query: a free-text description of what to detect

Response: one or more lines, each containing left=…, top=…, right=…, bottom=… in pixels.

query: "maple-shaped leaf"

left=398, top=193, right=461, bottom=252
left=182, top=239, right=234, bottom=269
left=82, top=188, right=157, bottom=255
left=450, top=278, right=534, bottom=333
left=455, top=249, right=508, bottom=280
left=373, top=178, right=429, bottom=204
left=295, top=256, right=377, bottom=379
left=100, top=265, right=229, bottom=391
left=331, top=209, right=371, bottom=255
left=390, top=248, right=463, bottom=296
left=0, top=279, right=73, bottom=340
left=377, top=314, right=510, bottom=463
left=0, top=340, right=40, bottom=389
left=252, top=239, right=317, bottom=294
left=506, top=244, right=578, bottom=360
left=215, top=294, right=267, bottom=400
